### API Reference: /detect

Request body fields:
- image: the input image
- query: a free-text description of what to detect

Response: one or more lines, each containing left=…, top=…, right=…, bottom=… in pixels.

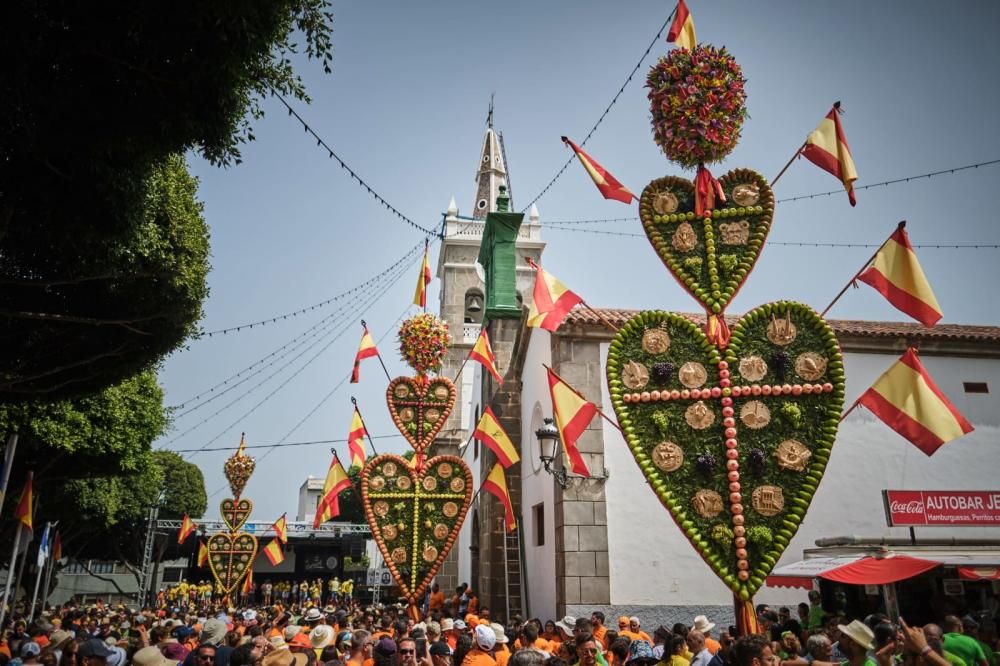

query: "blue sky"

left=159, top=1, right=1000, bottom=518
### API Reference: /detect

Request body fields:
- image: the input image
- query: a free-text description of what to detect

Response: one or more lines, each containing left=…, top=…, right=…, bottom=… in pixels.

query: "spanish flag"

left=351, top=326, right=379, bottom=383
left=469, top=328, right=503, bottom=384
left=272, top=513, right=288, bottom=544
left=482, top=463, right=516, bottom=532
left=413, top=241, right=432, bottom=309
left=178, top=514, right=197, bottom=544
left=561, top=137, right=635, bottom=204
left=347, top=408, right=367, bottom=469
left=802, top=103, right=858, bottom=206
left=314, top=454, right=352, bottom=528
left=858, top=348, right=974, bottom=456
left=13, top=472, right=33, bottom=531
left=857, top=225, right=942, bottom=327
left=52, top=531, right=62, bottom=562
left=197, top=541, right=209, bottom=567
left=526, top=259, right=583, bottom=332
left=242, top=567, right=254, bottom=596
left=667, top=0, right=696, bottom=50
left=474, top=407, right=520, bottom=468
left=546, top=367, right=593, bottom=477
left=263, top=538, right=286, bottom=566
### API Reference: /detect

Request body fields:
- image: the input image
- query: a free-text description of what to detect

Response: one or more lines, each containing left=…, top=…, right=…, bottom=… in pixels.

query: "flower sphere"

left=646, top=45, right=748, bottom=169
left=398, top=313, right=451, bottom=376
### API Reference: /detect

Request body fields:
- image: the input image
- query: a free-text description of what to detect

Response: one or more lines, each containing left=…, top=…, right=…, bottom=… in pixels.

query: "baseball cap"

left=79, top=638, right=114, bottom=658
left=21, top=642, right=42, bottom=658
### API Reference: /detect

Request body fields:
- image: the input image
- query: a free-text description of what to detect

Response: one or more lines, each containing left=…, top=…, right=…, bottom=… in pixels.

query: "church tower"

left=472, top=102, right=508, bottom=219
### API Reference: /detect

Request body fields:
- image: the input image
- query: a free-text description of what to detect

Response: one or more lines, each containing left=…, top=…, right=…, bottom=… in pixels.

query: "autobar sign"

left=884, top=490, right=1000, bottom=526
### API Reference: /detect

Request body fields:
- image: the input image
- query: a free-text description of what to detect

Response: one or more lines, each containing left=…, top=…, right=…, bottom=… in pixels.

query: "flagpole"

left=28, top=523, right=48, bottom=622
left=770, top=141, right=807, bottom=187
left=0, top=522, right=23, bottom=629
left=819, top=221, right=906, bottom=318
left=0, top=432, right=19, bottom=510
left=452, top=343, right=476, bottom=385
left=40, top=524, right=58, bottom=615
left=350, top=397, right=380, bottom=457
left=360, top=320, right=393, bottom=381
left=543, top=364, right=624, bottom=434
left=579, top=301, right=620, bottom=333
left=840, top=396, right=862, bottom=423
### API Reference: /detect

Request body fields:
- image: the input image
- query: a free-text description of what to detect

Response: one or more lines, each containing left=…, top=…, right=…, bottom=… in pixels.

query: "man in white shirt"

left=688, top=630, right=713, bottom=666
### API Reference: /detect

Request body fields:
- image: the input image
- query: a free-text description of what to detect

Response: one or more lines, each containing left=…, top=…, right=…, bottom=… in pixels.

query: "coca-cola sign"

left=884, top=490, right=1000, bottom=526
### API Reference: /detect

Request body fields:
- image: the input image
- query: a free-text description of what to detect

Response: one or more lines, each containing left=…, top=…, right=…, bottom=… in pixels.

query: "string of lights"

left=273, top=91, right=438, bottom=236
left=202, top=241, right=425, bottom=336
left=182, top=248, right=418, bottom=459
left=544, top=223, right=999, bottom=248
left=519, top=12, right=674, bottom=213
left=173, top=433, right=402, bottom=454
left=171, top=241, right=427, bottom=410
left=167, top=253, right=418, bottom=446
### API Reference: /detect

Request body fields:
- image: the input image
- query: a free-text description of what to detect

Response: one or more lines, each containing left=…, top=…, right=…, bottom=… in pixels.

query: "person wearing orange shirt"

left=591, top=613, right=609, bottom=649
left=462, top=626, right=497, bottom=666
left=429, top=584, right=445, bottom=613
left=616, top=617, right=641, bottom=643
left=466, top=592, right=478, bottom=615
left=491, top=624, right=511, bottom=666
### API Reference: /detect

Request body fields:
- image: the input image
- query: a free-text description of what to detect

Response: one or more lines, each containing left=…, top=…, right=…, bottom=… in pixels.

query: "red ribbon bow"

left=694, top=164, right=726, bottom=217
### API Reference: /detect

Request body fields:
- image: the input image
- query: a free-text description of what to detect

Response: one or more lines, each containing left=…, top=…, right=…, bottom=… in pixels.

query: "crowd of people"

left=1, top=586, right=997, bottom=666
left=159, top=580, right=355, bottom=609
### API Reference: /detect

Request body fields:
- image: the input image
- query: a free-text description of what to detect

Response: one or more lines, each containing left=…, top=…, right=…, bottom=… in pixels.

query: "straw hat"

left=310, top=625, right=335, bottom=650
left=837, top=620, right=875, bottom=651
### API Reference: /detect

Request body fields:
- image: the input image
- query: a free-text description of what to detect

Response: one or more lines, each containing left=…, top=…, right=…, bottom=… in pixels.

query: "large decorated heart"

left=386, top=377, right=457, bottom=454
left=639, top=169, right=774, bottom=316
left=361, top=454, right=472, bottom=601
left=606, top=302, right=845, bottom=599
left=220, top=498, right=253, bottom=532
left=207, top=531, right=257, bottom=596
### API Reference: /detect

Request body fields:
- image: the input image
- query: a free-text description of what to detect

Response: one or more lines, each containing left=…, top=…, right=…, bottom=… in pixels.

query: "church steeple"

left=472, top=98, right=508, bottom=219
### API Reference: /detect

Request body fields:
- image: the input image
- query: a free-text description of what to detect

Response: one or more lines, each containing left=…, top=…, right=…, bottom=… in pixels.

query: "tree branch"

left=1, top=344, right=129, bottom=388
left=75, top=560, right=131, bottom=597
left=0, top=309, right=155, bottom=335
left=0, top=272, right=158, bottom=287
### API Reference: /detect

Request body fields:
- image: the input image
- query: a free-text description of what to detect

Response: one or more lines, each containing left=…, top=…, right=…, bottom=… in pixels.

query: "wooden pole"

left=820, top=221, right=906, bottom=319
left=350, top=397, right=380, bottom=457
left=361, top=320, right=393, bottom=381
left=770, top=141, right=807, bottom=187
left=543, top=364, right=623, bottom=435
left=840, top=397, right=862, bottom=423
left=0, top=522, right=23, bottom=629
left=580, top=301, right=620, bottom=333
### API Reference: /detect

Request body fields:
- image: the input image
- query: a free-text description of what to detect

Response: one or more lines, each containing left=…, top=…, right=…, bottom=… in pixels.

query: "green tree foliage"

left=154, top=450, right=208, bottom=521
left=0, top=1, right=334, bottom=400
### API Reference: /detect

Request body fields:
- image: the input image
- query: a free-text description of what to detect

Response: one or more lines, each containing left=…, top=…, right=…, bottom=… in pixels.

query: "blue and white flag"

left=37, top=523, right=51, bottom=568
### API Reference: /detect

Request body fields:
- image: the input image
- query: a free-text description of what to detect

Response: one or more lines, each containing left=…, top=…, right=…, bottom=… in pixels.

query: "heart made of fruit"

left=606, top=302, right=845, bottom=600
left=386, top=376, right=457, bottom=455
left=361, top=454, right=472, bottom=601
left=639, top=169, right=774, bottom=315
left=220, top=497, right=253, bottom=532
left=207, top=532, right=257, bottom=596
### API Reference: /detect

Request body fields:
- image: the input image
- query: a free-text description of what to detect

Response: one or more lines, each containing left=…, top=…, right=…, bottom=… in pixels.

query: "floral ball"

left=646, top=45, right=748, bottom=169
left=398, top=313, right=451, bottom=375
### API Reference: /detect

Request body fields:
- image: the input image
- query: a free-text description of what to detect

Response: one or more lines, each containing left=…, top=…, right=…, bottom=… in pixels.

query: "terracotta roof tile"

left=562, top=306, right=1000, bottom=344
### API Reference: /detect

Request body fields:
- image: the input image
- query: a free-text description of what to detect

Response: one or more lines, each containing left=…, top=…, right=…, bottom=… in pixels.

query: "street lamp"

left=535, top=417, right=569, bottom=488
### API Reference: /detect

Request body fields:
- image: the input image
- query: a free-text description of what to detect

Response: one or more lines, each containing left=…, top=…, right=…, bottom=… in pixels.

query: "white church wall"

left=519, top=329, right=558, bottom=620
left=456, top=364, right=484, bottom=588
left=601, top=343, right=1000, bottom=618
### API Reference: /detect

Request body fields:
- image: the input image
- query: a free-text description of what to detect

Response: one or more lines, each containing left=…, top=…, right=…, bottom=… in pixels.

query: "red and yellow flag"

left=52, top=531, right=62, bottom=562
left=469, top=328, right=503, bottom=384
left=474, top=407, right=520, bottom=468
left=242, top=567, right=254, bottom=596
left=526, top=259, right=583, bottom=332
left=348, top=408, right=367, bottom=469
left=314, top=454, right=352, bottom=528
left=197, top=540, right=209, bottom=567
left=413, top=241, right=433, bottom=309
left=14, top=472, right=33, bottom=531
left=178, top=514, right=197, bottom=545
left=561, top=137, right=635, bottom=204
left=263, top=539, right=285, bottom=566
left=482, top=463, right=516, bottom=532
left=667, top=0, right=696, bottom=50
left=802, top=103, right=858, bottom=206
left=272, top=513, right=288, bottom=544
left=858, top=226, right=942, bottom=327
left=546, top=367, right=593, bottom=477
left=350, top=326, right=379, bottom=383
left=858, top=348, right=973, bottom=456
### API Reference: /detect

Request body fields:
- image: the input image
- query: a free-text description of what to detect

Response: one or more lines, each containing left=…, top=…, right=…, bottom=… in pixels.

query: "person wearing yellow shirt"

left=341, top=579, right=354, bottom=598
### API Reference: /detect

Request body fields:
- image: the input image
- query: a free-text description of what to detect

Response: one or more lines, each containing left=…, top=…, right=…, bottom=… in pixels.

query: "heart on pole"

left=386, top=377, right=457, bottom=455
left=361, top=454, right=472, bottom=602
left=220, top=498, right=253, bottom=532
left=206, top=532, right=257, bottom=596
left=638, top=169, right=774, bottom=317
left=607, top=303, right=845, bottom=599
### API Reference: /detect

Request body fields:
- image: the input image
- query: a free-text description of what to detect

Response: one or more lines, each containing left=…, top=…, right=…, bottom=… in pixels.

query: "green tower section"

left=477, top=186, right=523, bottom=320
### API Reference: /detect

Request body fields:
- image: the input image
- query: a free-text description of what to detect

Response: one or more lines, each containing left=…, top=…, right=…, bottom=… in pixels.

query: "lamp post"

left=535, top=418, right=569, bottom=489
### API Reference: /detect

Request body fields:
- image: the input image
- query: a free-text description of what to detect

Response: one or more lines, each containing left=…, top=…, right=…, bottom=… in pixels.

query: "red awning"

left=766, top=556, right=863, bottom=589
left=958, top=566, right=1000, bottom=580
left=818, top=554, right=940, bottom=585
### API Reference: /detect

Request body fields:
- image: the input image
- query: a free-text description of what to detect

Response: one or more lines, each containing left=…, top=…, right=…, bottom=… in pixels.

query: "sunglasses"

left=197, top=656, right=215, bottom=661
left=400, top=650, right=416, bottom=655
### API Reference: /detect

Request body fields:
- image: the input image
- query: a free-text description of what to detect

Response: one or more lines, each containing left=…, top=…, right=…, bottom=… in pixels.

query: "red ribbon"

left=694, top=164, right=726, bottom=217
left=705, top=313, right=731, bottom=348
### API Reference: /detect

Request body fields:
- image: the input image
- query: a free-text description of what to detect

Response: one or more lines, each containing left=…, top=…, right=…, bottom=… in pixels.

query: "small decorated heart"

left=361, top=454, right=472, bottom=602
left=386, top=376, right=457, bottom=455
left=220, top=498, right=253, bottom=532
left=607, top=302, right=845, bottom=599
left=207, top=532, right=257, bottom=596
left=639, top=169, right=774, bottom=315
